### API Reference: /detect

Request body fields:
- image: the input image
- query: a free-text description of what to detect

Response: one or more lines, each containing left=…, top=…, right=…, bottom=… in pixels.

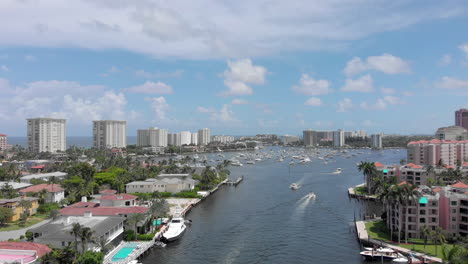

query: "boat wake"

left=295, top=192, right=317, bottom=212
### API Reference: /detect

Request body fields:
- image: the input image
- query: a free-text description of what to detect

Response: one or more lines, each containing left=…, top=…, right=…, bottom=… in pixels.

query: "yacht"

left=360, top=247, right=399, bottom=261
left=162, top=217, right=187, bottom=242
left=231, top=161, right=243, bottom=166
left=289, top=161, right=295, bottom=165
left=290, top=183, right=300, bottom=190
left=246, top=160, right=255, bottom=164
left=332, top=168, right=342, bottom=174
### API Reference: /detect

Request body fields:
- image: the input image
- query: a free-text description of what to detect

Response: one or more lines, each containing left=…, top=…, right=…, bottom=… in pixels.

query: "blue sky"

left=0, top=0, right=468, bottom=136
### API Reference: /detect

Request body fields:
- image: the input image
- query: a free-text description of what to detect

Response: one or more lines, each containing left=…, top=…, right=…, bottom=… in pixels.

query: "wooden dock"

left=224, top=176, right=244, bottom=186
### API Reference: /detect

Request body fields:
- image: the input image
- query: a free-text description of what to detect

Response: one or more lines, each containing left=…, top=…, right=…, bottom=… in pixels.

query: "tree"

left=400, top=159, right=407, bottom=165
left=19, top=199, right=32, bottom=218
left=79, top=227, right=95, bottom=253
left=0, top=183, right=17, bottom=199
left=0, top=207, right=14, bottom=225
left=441, top=244, right=465, bottom=264
left=127, top=213, right=146, bottom=239
left=78, top=251, right=104, bottom=264
left=420, top=225, right=430, bottom=251
left=357, top=161, right=377, bottom=194
left=431, top=227, right=446, bottom=257
left=70, top=223, right=82, bottom=253
left=97, top=237, right=111, bottom=255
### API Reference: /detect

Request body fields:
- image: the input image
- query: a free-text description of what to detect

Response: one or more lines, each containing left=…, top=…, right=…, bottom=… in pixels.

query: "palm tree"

left=431, top=227, right=446, bottom=257
left=420, top=225, right=430, bottom=252
left=441, top=244, right=465, bottom=264
left=79, top=227, right=95, bottom=253
left=19, top=199, right=32, bottom=218
left=127, top=213, right=146, bottom=240
left=70, top=223, right=82, bottom=252
left=37, top=188, right=49, bottom=204
left=357, top=161, right=377, bottom=194
left=400, top=183, right=421, bottom=244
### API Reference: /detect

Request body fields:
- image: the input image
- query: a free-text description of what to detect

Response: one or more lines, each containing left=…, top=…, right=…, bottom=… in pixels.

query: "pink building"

left=407, top=139, right=468, bottom=166
left=0, top=134, right=7, bottom=150
left=456, top=109, right=468, bottom=130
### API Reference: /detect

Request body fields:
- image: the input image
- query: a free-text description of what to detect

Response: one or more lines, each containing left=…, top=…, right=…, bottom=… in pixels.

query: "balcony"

left=461, top=208, right=468, bottom=215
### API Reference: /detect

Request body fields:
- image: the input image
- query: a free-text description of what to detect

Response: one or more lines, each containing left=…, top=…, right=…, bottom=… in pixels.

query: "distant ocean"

left=8, top=136, right=138, bottom=149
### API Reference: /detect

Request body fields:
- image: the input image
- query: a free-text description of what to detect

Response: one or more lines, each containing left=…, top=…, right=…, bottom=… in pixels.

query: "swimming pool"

left=112, top=244, right=139, bottom=262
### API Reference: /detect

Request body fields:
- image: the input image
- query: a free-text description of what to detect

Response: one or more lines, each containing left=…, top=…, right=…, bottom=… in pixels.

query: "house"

left=99, top=193, right=137, bottom=207
left=20, top=172, right=67, bottom=184
left=0, top=196, right=39, bottom=222
left=126, top=175, right=199, bottom=194
left=31, top=214, right=125, bottom=249
left=19, top=184, right=65, bottom=203
left=0, top=241, right=51, bottom=264
left=0, top=181, right=32, bottom=190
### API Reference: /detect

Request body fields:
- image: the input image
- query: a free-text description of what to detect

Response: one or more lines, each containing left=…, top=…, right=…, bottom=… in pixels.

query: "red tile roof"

left=59, top=206, right=148, bottom=216
left=374, top=162, right=385, bottom=168
left=19, top=184, right=64, bottom=193
left=0, top=134, right=7, bottom=137
left=463, top=162, right=468, bottom=167
left=0, top=242, right=51, bottom=257
left=99, top=189, right=117, bottom=195
left=68, top=202, right=98, bottom=208
left=432, top=187, right=441, bottom=192
left=405, top=163, right=423, bottom=169
left=31, top=165, right=45, bottom=169
left=100, top=193, right=137, bottom=201
left=398, top=181, right=409, bottom=186
left=451, top=182, right=468, bottom=188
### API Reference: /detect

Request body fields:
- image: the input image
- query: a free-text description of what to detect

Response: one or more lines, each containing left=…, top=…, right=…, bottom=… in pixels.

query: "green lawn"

left=0, top=213, right=49, bottom=232
left=365, top=220, right=452, bottom=257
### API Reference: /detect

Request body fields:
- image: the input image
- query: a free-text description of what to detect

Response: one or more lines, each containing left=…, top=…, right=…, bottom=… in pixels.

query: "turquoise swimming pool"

left=112, top=244, right=138, bottom=262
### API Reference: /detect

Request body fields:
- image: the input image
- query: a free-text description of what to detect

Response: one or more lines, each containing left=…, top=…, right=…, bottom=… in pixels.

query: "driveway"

left=0, top=219, right=52, bottom=241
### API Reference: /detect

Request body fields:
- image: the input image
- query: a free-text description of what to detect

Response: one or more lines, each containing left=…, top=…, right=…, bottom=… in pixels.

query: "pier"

left=224, top=176, right=244, bottom=186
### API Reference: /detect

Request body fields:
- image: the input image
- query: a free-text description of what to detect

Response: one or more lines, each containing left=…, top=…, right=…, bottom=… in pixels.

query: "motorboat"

left=246, top=160, right=255, bottom=164
left=161, top=217, right=187, bottom=242
left=332, top=168, right=342, bottom=174
left=154, top=241, right=167, bottom=248
left=360, top=247, right=399, bottom=261
left=289, top=161, right=294, bottom=165
left=392, top=253, right=426, bottom=263
left=290, top=183, right=300, bottom=190
left=305, top=192, right=316, bottom=199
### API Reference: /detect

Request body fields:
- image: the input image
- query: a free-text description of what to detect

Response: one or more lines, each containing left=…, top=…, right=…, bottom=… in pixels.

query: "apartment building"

left=93, top=120, right=127, bottom=149
left=303, top=129, right=317, bottom=147
left=137, top=127, right=168, bottom=147
left=371, top=133, right=383, bottom=149
left=407, top=139, right=468, bottom=166
left=198, top=128, right=211, bottom=146
left=333, top=129, right=345, bottom=147
left=0, top=134, right=8, bottom=150
left=27, top=118, right=66, bottom=153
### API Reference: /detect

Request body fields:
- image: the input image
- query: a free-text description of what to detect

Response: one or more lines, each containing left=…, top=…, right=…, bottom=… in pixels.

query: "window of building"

left=431, top=217, right=437, bottom=223
left=452, top=217, right=457, bottom=222
left=419, top=218, right=426, bottom=223
left=431, top=201, right=438, bottom=207
left=452, top=209, right=457, bottom=214
left=431, top=209, right=437, bottom=215
left=420, top=210, right=426, bottom=215
left=452, top=201, right=458, bottom=206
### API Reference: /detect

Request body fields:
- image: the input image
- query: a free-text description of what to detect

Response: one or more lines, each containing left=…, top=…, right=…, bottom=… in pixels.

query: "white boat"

left=290, top=183, right=300, bottom=190
left=127, top=261, right=143, bottom=264
left=231, top=161, right=243, bottom=166
left=246, top=160, right=255, bottom=164
left=360, top=247, right=399, bottom=261
left=305, top=192, right=316, bottom=199
left=162, top=217, right=186, bottom=242
left=332, top=168, right=342, bottom=174
left=289, top=161, right=294, bottom=165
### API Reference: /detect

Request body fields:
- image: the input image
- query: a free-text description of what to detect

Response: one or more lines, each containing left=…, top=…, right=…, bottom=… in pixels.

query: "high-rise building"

left=27, top=118, right=66, bottom=153
left=198, top=128, right=211, bottom=146
left=435, top=126, right=468, bottom=140
left=370, top=133, right=383, bottom=149
left=167, top=133, right=181, bottom=146
left=282, top=135, right=300, bottom=145
left=180, top=131, right=192, bottom=146
left=0, top=134, right=8, bottom=150
left=137, top=127, right=167, bottom=147
left=333, top=129, right=345, bottom=147
left=303, top=129, right=317, bottom=147
left=455, top=109, right=468, bottom=130
left=407, top=139, right=468, bottom=166
left=316, top=131, right=333, bottom=141
left=93, top=120, right=127, bottom=149
left=191, top=133, right=198, bottom=145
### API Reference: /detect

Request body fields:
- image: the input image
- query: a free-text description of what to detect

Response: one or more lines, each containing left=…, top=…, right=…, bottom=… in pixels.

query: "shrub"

left=123, top=230, right=136, bottom=241
left=137, top=233, right=154, bottom=241
left=37, top=203, right=59, bottom=214
left=159, top=192, right=172, bottom=198
left=174, top=191, right=202, bottom=199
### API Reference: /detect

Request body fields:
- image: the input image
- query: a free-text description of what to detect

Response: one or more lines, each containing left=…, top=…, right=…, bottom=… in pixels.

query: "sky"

left=1, top=0, right=468, bottom=137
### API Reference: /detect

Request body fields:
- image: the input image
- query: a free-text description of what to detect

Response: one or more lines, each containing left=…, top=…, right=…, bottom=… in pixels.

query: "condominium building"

left=168, top=133, right=181, bottom=146
left=282, top=134, right=300, bottom=145
left=137, top=127, right=168, bottom=147
left=455, top=109, right=468, bottom=130
left=27, top=118, right=66, bottom=153
left=435, top=126, right=468, bottom=141
left=333, top=129, right=345, bottom=147
left=316, top=131, right=333, bottom=142
left=371, top=133, right=383, bottom=149
left=407, top=139, right=468, bottom=166
left=211, top=135, right=235, bottom=143
left=93, top=120, right=127, bottom=149
left=180, top=131, right=192, bottom=146
left=303, top=129, right=317, bottom=147
left=191, top=133, right=198, bottom=146
left=198, top=128, right=211, bottom=146
left=0, top=134, right=7, bottom=150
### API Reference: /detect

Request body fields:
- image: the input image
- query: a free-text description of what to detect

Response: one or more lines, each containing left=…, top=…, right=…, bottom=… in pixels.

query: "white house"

left=19, top=184, right=65, bottom=203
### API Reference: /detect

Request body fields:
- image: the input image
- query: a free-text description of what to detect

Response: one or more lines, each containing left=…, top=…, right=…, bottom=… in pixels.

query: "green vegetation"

left=354, top=186, right=369, bottom=196
left=0, top=207, right=14, bottom=225
left=137, top=232, right=156, bottom=241
left=0, top=213, right=48, bottom=231
left=37, top=202, right=60, bottom=214
left=123, top=229, right=136, bottom=241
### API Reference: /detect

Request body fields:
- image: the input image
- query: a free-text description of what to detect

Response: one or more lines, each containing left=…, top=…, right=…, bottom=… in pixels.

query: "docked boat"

left=290, top=183, right=300, bottom=190
left=162, top=217, right=187, bottom=242
left=332, top=168, right=342, bottom=174
left=246, top=160, right=255, bottom=164
left=360, top=247, right=399, bottom=261
left=392, top=253, right=425, bottom=263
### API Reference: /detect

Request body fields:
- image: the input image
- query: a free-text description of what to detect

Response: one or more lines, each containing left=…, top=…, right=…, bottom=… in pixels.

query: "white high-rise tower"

left=27, top=118, right=66, bottom=153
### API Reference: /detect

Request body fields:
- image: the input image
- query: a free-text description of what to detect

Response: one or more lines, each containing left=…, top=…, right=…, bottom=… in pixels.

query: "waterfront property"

left=31, top=214, right=125, bottom=249
left=407, top=139, right=468, bottom=166
left=0, top=196, right=39, bottom=222
left=126, top=174, right=199, bottom=194
left=99, top=193, right=138, bottom=207
left=27, top=118, right=66, bottom=153
left=19, top=184, right=65, bottom=203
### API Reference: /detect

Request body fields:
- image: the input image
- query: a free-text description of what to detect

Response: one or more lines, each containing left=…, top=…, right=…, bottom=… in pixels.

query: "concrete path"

left=0, top=219, right=51, bottom=241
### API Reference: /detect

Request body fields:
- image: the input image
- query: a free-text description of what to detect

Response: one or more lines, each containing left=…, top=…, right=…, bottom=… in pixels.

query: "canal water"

left=142, top=147, right=405, bottom=264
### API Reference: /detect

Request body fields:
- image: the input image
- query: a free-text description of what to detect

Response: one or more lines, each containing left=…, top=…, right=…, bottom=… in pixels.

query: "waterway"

left=142, top=147, right=405, bottom=264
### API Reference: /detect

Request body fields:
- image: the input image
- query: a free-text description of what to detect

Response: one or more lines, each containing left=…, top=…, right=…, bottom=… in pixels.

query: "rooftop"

left=100, top=193, right=137, bottom=201
left=451, top=182, right=468, bottom=188
left=20, top=184, right=64, bottom=193
left=0, top=242, right=51, bottom=258
left=0, top=196, right=39, bottom=204
left=0, top=182, right=32, bottom=190
left=59, top=206, right=148, bottom=216
left=21, top=172, right=67, bottom=180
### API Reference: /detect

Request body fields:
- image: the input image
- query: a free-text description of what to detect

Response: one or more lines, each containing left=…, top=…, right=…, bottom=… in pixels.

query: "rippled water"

left=142, top=147, right=405, bottom=264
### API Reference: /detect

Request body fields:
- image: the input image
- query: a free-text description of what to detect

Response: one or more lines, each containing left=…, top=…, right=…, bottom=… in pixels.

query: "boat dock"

left=348, top=183, right=376, bottom=200
left=355, top=220, right=442, bottom=263
left=224, top=176, right=244, bottom=186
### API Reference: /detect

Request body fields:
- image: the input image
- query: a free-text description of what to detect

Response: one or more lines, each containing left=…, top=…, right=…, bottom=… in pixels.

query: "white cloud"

left=24, top=55, right=37, bottom=62
left=360, top=96, right=404, bottom=110
left=402, top=91, right=413, bottom=96
left=100, top=66, right=120, bottom=77
left=304, top=97, right=323, bottom=106
left=0, top=65, right=9, bottom=72
left=434, top=76, right=468, bottom=89
left=381, top=87, right=395, bottom=94
left=439, top=54, right=452, bottom=66
left=383, top=95, right=403, bottom=105
left=220, top=59, right=267, bottom=96
left=197, top=104, right=238, bottom=123
left=341, top=74, right=374, bottom=93
left=147, top=96, right=169, bottom=121
left=337, top=98, right=353, bottom=112
left=459, top=43, right=468, bottom=59
left=362, top=120, right=375, bottom=127
left=125, top=81, right=173, bottom=94
left=292, top=74, right=331, bottom=96
left=231, top=99, right=248, bottom=105
left=135, top=69, right=183, bottom=79
left=344, top=54, right=411, bottom=76
left=0, top=1, right=461, bottom=58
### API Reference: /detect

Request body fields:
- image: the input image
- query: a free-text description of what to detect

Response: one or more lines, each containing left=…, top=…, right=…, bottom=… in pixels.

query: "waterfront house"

left=99, top=193, right=137, bottom=207
left=31, top=214, right=125, bottom=249
left=126, top=175, right=199, bottom=194
left=0, top=196, right=39, bottom=222
left=20, top=171, right=67, bottom=184
left=19, top=184, right=65, bottom=203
